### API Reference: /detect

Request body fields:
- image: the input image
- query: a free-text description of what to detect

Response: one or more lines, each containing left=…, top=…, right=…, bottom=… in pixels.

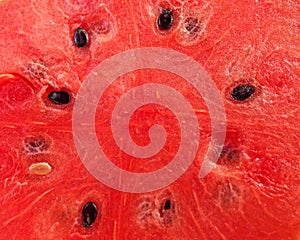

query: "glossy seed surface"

left=48, top=91, right=71, bottom=105
left=157, top=9, right=174, bottom=30
left=82, top=202, right=98, bottom=228
left=73, top=28, right=89, bottom=48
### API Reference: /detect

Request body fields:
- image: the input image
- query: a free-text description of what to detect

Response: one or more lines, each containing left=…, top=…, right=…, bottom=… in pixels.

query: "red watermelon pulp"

left=0, top=0, right=299, bottom=239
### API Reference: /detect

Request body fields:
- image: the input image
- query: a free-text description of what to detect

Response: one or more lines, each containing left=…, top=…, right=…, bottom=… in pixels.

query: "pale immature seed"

left=29, top=162, right=52, bottom=176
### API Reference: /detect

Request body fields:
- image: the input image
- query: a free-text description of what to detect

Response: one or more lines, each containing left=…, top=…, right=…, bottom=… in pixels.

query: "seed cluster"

left=18, top=3, right=261, bottom=234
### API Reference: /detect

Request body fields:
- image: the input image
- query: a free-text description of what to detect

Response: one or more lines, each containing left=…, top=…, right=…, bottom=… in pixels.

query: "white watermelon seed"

left=29, top=162, right=52, bottom=176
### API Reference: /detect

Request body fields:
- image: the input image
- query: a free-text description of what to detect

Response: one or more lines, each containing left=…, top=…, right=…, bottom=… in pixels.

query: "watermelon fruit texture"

left=0, top=0, right=299, bottom=239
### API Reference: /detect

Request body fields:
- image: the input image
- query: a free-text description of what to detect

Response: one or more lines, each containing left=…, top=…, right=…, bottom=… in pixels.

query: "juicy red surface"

left=0, top=0, right=299, bottom=239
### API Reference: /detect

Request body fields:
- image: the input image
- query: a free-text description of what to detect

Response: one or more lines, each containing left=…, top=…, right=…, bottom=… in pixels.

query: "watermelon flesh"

left=0, top=0, right=299, bottom=239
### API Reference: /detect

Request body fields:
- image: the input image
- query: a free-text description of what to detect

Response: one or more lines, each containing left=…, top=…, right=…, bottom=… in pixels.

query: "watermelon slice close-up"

left=0, top=0, right=299, bottom=239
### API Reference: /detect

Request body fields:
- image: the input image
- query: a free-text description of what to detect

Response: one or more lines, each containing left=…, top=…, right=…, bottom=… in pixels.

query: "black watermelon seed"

left=73, top=28, right=89, bottom=48
left=48, top=91, right=71, bottom=105
left=82, top=202, right=98, bottom=228
left=163, top=199, right=171, bottom=210
left=230, top=84, right=255, bottom=101
left=157, top=9, right=174, bottom=30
